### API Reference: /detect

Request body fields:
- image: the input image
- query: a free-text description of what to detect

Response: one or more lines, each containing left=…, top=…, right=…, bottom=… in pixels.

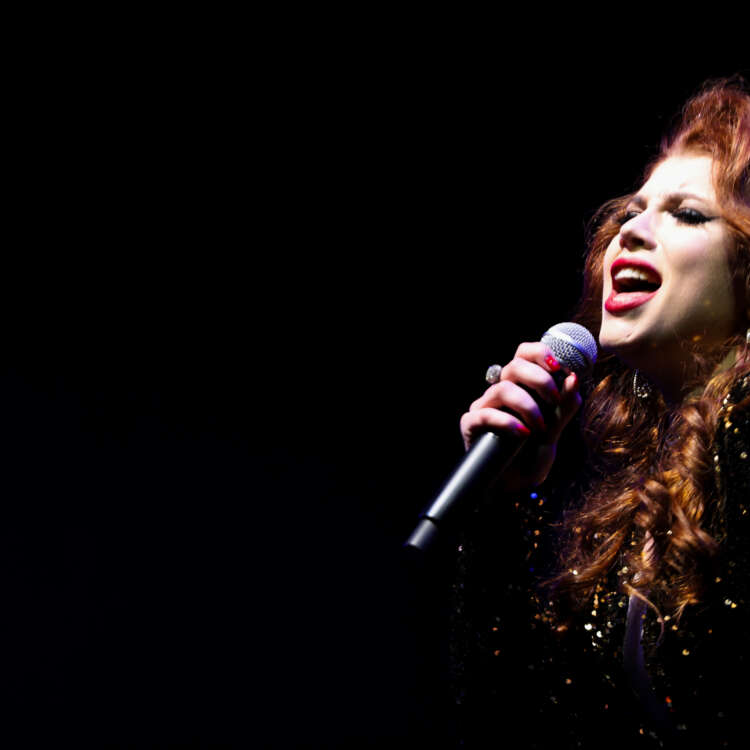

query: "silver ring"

left=485, top=364, right=503, bottom=384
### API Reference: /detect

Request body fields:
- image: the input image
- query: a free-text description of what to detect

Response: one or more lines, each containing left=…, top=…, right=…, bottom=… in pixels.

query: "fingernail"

left=517, top=424, right=531, bottom=437
left=545, top=354, right=560, bottom=371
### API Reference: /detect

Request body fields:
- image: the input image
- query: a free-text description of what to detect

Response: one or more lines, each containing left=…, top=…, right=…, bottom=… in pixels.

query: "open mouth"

left=611, top=265, right=662, bottom=294
left=606, top=259, right=662, bottom=313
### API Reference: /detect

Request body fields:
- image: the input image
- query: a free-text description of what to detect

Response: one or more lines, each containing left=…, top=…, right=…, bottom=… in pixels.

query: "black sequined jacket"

left=451, top=376, right=750, bottom=749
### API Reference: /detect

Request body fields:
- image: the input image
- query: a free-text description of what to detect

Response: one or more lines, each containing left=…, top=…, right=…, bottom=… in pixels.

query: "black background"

left=3, top=24, right=748, bottom=747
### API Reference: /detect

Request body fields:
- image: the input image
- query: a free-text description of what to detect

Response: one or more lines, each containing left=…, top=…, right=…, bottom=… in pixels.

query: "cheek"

left=670, top=233, right=731, bottom=290
left=671, top=243, right=736, bottom=323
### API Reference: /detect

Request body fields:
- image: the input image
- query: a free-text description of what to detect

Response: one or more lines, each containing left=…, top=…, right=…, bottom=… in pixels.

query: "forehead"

left=640, top=154, right=717, bottom=201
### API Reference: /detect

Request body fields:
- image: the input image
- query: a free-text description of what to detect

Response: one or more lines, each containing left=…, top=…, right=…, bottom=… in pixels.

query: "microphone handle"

left=404, top=370, right=568, bottom=554
left=404, top=429, right=526, bottom=552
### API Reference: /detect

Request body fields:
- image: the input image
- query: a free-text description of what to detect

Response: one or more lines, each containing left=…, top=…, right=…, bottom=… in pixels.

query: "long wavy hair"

left=546, top=76, right=750, bottom=626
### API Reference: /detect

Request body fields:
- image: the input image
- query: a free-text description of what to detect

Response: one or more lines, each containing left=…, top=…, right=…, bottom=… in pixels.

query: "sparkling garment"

left=450, top=377, right=750, bottom=748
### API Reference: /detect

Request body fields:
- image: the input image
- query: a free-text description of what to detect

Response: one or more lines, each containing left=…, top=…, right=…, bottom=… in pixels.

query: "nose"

left=619, top=211, right=657, bottom=252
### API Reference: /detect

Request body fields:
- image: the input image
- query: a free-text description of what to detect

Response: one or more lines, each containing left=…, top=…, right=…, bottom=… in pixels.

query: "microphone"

left=404, top=322, right=597, bottom=553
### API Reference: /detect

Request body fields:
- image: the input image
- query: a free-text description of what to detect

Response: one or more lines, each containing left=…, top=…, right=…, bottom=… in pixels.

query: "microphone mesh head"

left=541, top=322, right=597, bottom=374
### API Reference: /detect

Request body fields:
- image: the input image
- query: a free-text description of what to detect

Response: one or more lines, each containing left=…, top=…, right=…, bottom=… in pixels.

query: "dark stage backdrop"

left=4, top=36, right=747, bottom=747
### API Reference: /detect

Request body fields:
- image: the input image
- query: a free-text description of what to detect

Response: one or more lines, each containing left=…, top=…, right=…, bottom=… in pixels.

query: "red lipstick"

left=605, top=257, right=662, bottom=313
left=605, top=288, right=659, bottom=312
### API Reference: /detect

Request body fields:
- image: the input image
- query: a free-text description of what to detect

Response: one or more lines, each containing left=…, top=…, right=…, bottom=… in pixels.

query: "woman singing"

left=452, top=78, right=750, bottom=748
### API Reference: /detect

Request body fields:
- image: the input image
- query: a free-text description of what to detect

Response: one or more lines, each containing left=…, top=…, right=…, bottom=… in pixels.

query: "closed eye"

left=617, top=207, right=713, bottom=226
left=671, top=208, right=712, bottom=225
left=616, top=210, right=639, bottom=226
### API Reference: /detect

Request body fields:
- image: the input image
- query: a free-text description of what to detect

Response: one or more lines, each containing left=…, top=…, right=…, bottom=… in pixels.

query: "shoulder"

left=716, top=373, right=750, bottom=455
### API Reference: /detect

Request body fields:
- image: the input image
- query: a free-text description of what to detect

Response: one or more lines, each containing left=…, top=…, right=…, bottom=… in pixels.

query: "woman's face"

left=599, top=153, right=738, bottom=369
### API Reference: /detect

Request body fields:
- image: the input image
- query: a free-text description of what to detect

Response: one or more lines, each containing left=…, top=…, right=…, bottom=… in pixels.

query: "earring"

left=746, top=328, right=749, bottom=345
left=633, top=369, right=653, bottom=399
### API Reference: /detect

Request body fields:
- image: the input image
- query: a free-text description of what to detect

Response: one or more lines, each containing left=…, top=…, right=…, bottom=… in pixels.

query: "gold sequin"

left=462, top=378, right=749, bottom=738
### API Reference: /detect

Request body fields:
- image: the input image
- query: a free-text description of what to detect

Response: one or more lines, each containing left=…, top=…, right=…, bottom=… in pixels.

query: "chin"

left=599, top=320, right=651, bottom=364
left=599, top=318, right=635, bottom=351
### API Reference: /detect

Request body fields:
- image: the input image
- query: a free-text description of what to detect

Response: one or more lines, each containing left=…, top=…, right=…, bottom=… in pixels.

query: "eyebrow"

left=629, top=191, right=714, bottom=208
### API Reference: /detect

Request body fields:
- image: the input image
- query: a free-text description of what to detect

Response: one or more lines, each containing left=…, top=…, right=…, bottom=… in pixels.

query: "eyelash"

left=673, top=208, right=711, bottom=225
left=617, top=208, right=711, bottom=226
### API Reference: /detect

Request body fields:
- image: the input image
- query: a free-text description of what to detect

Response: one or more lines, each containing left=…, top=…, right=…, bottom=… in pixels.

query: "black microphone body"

left=404, top=323, right=597, bottom=553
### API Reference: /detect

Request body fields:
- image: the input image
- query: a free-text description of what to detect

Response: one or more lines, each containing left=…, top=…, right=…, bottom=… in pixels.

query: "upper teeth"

left=614, top=267, right=655, bottom=283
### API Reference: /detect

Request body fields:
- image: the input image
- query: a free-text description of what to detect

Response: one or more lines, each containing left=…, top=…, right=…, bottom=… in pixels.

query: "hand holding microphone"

left=461, top=338, right=582, bottom=493
left=405, top=323, right=597, bottom=553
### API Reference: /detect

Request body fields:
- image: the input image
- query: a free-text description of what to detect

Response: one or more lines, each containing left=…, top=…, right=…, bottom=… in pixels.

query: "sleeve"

left=715, top=373, right=750, bottom=530
left=449, top=483, right=608, bottom=748
left=643, top=374, right=750, bottom=748
left=712, top=373, right=750, bottom=621
left=449, top=471, right=687, bottom=748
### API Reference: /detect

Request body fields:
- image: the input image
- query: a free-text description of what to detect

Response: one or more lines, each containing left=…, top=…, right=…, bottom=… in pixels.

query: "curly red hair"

left=546, top=76, right=750, bottom=624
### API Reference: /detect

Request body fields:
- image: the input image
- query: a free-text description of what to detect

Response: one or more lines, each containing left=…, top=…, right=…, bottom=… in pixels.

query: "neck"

left=636, top=345, right=741, bottom=406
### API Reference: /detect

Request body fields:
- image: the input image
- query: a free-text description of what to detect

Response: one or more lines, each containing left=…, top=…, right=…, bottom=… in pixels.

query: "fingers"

left=514, top=341, right=566, bottom=375
left=500, top=356, right=562, bottom=408
left=473, top=342, right=564, bottom=413
left=461, top=341, right=583, bottom=451
left=471, top=379, right=548, bottom=433
left=460, top=407, right=531, bottom=451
